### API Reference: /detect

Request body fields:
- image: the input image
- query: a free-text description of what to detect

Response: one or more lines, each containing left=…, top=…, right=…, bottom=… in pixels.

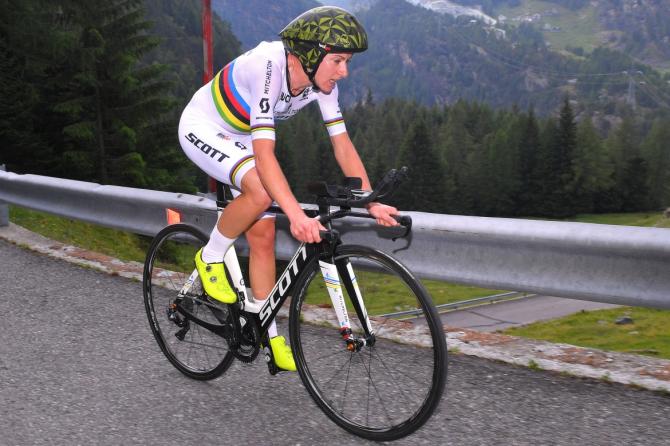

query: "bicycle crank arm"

left=174, top=301, right=234, bottom=339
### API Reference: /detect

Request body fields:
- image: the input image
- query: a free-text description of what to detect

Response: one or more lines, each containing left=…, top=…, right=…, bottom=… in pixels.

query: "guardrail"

left=1, top=169, right=669, bottom=310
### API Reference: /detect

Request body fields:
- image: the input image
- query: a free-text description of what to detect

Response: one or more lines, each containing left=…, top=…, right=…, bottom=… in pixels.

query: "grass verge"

left=505, top=307, right=670, bottom=360
left=9, top=205, right=151, bottom=263
left=569, top=212, right=670, bottom=228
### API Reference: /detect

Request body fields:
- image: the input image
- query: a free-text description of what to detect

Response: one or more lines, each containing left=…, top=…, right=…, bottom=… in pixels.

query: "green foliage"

left=641, top=118, right=670, bottom=209
left=274, top=95, right=664, bottom=216
left=213, top=0, right=320, bottom=50
left=1, top=0, right=239, bottom=194
left=3, top=0, right=666, bottom=218
left=571, top=118, right=614, bottom=213
left=506, top=306, right=670, bottom=361
left=393, top=118, right=447, bottom=213
left=8, top=205, right=150, bottom=263
left=330, top=0, right=670, bottom=121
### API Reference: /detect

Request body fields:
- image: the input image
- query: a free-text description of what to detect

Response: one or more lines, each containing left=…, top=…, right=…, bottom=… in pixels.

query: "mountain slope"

left=436, top=0, right=670, bottom=72
left=213, top=0, right=320, bottom=50
left=210, top=0, right=670, bottom=118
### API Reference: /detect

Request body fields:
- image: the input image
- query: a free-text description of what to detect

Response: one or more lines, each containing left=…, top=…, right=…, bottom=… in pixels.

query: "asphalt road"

left=1, top=239, right=669, bottom=445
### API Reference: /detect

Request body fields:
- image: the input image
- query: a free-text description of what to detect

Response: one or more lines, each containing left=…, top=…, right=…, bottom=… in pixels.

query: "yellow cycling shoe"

left=194, top=248, right=237, bottom=304
left=269, top=336, right=297, bottom=371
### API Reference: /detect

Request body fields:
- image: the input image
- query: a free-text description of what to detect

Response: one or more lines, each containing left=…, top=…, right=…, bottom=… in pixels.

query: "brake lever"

left=391, top=215, right=412, bottom=241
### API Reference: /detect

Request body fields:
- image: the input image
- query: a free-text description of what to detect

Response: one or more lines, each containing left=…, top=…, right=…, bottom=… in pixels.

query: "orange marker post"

left=166, top=208, right=182, bottom=225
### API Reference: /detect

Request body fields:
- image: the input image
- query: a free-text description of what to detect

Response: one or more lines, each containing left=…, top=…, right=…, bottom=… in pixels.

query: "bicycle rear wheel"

left=143, top=223, right=233, bottom=380
left=289, top=245, right=447, bottom=441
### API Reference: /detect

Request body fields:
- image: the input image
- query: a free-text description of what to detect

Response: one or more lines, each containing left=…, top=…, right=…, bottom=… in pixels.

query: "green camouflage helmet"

left=279, top=6, right=368, bottom=76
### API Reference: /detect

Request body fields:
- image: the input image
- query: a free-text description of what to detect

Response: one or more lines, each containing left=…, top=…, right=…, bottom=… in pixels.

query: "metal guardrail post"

left=0, top=165, right=8, bottom=227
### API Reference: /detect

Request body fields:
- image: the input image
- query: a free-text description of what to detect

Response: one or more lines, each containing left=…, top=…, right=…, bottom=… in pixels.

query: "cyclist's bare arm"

left=330, top=133, right=399, bottom=227
left=330, top=132, right=373, bottom=190
left=253, top=138, right=325, bottom=243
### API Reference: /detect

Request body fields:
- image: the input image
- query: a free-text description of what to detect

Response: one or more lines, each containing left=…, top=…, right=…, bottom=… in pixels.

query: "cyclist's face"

left=314, top=53, right=352, bottom=94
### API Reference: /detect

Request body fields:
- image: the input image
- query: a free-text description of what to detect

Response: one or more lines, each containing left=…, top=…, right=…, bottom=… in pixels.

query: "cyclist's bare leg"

left=245, top=218, right=276, bottom=302
left=216, top=168, right=273, bottom=238
left=218, top=169, right=292, bottom=365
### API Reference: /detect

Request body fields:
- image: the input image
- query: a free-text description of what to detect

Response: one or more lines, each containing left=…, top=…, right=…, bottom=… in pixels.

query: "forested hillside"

left=347, top=0, right=670, bottom=119
left=217, top=0, right=670, bottom=121
left=455, top=0, right=670, bottom=71
left=143, top=0, right=240, bottom=105
left=2, top=1, right=667, bottom=217
left=212, top=0, right=319, bottom=50
left=274, top=99, right=670, bottom=217
left=1, top=0, right=239, bottom=192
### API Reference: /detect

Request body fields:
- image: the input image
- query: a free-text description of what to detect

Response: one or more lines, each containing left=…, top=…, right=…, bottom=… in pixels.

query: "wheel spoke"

left=354, top=346, right=395, bottom=427
left=143, top=225, right=233, bottom=380
left=290, top=246, right=447, bottom=440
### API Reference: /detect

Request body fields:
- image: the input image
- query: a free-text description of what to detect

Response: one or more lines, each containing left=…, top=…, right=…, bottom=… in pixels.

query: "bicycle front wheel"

left=289, top=245, right=447, bottom=441
left=143, top=223, right=234, bottom=380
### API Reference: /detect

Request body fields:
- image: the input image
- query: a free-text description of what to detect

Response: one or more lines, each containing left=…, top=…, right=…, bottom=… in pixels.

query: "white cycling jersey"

left=186, top=40, right=347, bottom=142
left=179, top=41, right=348, bottom=195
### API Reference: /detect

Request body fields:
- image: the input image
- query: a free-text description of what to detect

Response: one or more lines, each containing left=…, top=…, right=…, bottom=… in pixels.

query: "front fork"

left=318, top=258, right=375, bottom=351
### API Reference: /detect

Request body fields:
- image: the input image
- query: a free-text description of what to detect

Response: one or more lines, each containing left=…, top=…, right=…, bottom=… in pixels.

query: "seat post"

left=215, top=181, right=233, bottom=208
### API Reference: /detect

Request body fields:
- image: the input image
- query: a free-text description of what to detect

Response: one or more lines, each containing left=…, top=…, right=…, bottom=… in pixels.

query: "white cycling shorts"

left=178, top=107, right=274, bottom=220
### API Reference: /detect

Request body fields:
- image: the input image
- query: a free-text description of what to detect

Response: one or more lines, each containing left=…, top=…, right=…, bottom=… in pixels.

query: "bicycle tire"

left=143, top=223, right=234, bottom=380
left=289, top=245, right=447, bottom=441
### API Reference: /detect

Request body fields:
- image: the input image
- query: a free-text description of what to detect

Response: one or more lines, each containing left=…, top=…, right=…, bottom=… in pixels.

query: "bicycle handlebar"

left=309, top=166, right=408, bottom=209
left=219, top=167, right=412, bottom=237
left=312, top=167, right=412, bottom=238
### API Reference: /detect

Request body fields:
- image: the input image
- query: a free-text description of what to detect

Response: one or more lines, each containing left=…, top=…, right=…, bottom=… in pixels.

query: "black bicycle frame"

left=211, top=181, right=374, bottom=341
left=256, top=241, right=319, bottom=330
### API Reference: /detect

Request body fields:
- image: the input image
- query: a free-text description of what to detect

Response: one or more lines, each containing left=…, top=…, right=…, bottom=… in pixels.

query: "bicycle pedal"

left=263, top=346, right=281, bottom=375
left=263, top=345, right=272, bottom=364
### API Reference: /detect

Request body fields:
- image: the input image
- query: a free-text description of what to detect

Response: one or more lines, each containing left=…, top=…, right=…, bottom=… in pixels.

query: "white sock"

left=268, top=320, right=278, bottom=338
left=201, top=227, right=236, bottom=263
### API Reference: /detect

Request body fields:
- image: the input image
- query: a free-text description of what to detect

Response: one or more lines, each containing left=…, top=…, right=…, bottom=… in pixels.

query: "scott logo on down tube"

left=259, top=245, right=308, bottom=325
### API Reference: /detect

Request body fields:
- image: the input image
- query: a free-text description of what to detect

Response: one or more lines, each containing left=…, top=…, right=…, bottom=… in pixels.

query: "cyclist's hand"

left=290, top=213, right=326, bottom=243
left=367, top=202, right=399, bottom=227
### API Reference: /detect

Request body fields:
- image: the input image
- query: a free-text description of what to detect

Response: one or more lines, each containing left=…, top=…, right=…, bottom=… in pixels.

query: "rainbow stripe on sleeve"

left=324, top=117, right=344, bottom=128
left=211, top=61, right=251, bottom=133
left=251, top=124, right=276, bottom=133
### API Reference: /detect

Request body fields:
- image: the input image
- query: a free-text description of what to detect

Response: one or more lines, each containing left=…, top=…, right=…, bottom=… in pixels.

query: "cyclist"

left=178, top=6, right=399, bottom=372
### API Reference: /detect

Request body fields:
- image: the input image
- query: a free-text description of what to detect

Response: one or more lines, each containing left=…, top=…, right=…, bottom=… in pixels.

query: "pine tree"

left=620, top=157, right=650, bottom=211
left=488, top=114, right=522, bottom=216
left=641, top=118, right=670, bottom=209
left=532, top=99, right=577, bottom=217
left=439, top=101, right=475, bottom=214
left=46, top=0, right=177, bottom=187
left=516, top=107, right=542, bottom=215
left=571, top=118, right=614, bottom=213
left=533, top=120, right=562, bottom=216
left=0, top=0, right=63, bottom=174
left=554, top=97, right=578, bottom=216
left=393, top=118, right=447, bottom=213
left=605, top=116, right=643, bottom=211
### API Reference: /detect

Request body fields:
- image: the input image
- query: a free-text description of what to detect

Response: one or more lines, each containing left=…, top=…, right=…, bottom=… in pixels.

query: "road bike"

left=142, top=168, right=447, bottom=441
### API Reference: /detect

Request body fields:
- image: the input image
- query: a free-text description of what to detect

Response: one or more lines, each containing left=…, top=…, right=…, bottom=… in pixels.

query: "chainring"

left=231, top=313, right=260, bottom=363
